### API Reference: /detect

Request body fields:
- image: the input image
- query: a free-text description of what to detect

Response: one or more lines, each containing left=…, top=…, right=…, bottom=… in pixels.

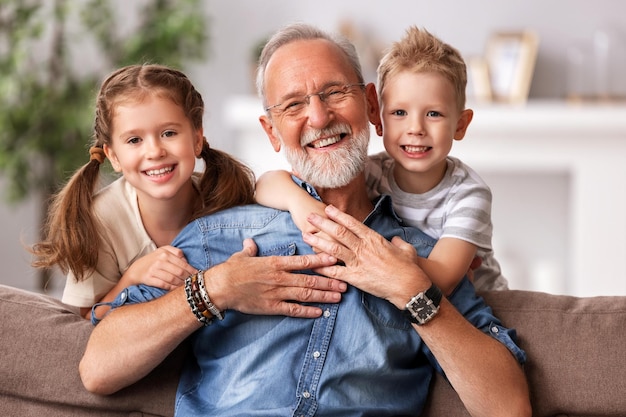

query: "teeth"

left=312, top=136, right=341, bottom=148
left=403, top=145, right=429, bottom=153
left=145, top=166, right=173, bottom=176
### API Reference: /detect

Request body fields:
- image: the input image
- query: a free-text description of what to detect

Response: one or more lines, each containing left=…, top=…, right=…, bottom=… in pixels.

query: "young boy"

left=256, top=26, right=507, bottom=293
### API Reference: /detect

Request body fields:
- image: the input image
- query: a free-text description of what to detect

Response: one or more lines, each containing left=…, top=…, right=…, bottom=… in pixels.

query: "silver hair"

left=255, top=23, right=364, bottom=111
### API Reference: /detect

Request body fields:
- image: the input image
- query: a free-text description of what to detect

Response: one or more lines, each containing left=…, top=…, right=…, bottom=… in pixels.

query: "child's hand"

left=88, top=246, right=196, bottom=321
left=466, top=256, right=483, bottom=283
left=290, top=199, right=328, bottom=235
left=307, top=229, right=340, bottom=254
left=122, top=246, right=197, bottom=290
left=255, top=170, right=328, bottom=238
left=290, top=200, right=343, bottom=253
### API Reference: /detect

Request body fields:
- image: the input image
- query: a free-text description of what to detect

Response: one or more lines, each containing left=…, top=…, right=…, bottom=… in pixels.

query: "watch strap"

left=424, top=284, right=442, bottom=307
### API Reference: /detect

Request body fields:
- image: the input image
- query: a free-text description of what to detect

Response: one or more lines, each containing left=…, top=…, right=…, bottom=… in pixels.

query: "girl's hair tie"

left=89, top=146, right=105, bottom=164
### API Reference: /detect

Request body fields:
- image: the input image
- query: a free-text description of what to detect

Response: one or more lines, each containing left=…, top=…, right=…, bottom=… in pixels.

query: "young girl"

left=31, top=64, right=255, bottom=319
left=256, top=27, right=508, bottom=295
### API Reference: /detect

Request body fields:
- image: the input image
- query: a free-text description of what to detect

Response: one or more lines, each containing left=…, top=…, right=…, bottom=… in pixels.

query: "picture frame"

left=485, top=31, right=539, bottom=104
left=467, top=56, right=493, bottom=103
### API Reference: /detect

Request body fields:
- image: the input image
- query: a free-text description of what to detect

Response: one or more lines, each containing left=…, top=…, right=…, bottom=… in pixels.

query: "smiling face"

left=379, top=70, right=472, bottom=193
left=103, top=93, right=204, bottom=205
left=259, top=39, right=379, bottom=189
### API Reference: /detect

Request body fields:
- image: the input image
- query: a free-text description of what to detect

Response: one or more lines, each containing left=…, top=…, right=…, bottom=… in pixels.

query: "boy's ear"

left=259, top=115, right=282, bottom=152
left=454, top=109, right=474, bottom=140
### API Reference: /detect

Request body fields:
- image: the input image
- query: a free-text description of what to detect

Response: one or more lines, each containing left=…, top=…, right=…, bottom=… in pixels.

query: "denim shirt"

left=103, top=181, right=525, bottom=417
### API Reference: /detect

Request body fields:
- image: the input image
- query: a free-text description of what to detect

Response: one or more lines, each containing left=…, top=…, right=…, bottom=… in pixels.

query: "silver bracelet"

left=184, top=276, right=212, bottom=326
left=197, top=270, right=224, bottom=321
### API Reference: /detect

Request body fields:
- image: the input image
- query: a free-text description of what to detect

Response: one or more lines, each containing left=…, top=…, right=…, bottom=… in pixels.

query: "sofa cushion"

left=3, top=285, right=626, bottom=417
left=0, top=284, right=184, bottom=417
left=422, top=290, right=626, bottom=417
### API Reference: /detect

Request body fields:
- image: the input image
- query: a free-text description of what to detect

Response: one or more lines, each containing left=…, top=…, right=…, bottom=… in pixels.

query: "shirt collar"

left=291, top=175, right=323, bottom=202
left=292, top=175, right=403, bottom=225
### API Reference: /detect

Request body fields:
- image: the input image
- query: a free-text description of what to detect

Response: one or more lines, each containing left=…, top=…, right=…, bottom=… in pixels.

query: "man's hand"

left=204, top=238, right=347, bottom=318
left=302, top=205, right=431, bottom=309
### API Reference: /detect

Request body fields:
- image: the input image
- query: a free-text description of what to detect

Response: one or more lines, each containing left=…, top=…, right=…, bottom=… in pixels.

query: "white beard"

left=281, top=123, right=370, bottom=189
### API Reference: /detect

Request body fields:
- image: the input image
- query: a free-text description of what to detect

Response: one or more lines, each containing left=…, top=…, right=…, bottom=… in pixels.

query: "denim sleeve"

left=422, top=278, right=527, bottom=374
left=90, top=217, right=207, bottom=325
left=91, top=284, right=168, bottom=325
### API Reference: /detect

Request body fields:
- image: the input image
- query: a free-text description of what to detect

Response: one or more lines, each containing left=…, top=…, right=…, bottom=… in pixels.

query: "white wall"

left=194, top=0, right=625, bottom=154
left=2, top=0, right=625, bottom=295
left=224, top=97, right=626, bottom=297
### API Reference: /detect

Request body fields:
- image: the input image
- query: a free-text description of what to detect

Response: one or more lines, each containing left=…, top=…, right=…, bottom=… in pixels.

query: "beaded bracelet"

left=184, top=271, right=225, bottom=326
left=185, top=275, right=212, bottom=326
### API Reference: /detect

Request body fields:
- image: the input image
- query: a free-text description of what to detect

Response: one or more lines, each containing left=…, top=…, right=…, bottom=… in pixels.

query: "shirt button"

left=120, top=291, right=127, bottom=301
left=313, top=351, right=320, bottom=359
left=323, top=309, right=331, bottom=318
left=302, top=391, right=311, bottom=398
left=491, top=326, right=499, bottom=333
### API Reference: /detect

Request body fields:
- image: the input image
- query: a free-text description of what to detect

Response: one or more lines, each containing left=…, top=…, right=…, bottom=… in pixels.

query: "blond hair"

left=377, top=26, right=467, bottom=111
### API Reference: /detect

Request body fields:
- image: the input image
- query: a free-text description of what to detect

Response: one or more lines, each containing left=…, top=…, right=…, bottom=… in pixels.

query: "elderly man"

left=81, top=23, right=530, bottom=416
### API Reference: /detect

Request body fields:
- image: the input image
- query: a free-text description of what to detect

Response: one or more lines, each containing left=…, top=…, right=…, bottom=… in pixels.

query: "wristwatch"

left=404, top=284, right=442, bottom=325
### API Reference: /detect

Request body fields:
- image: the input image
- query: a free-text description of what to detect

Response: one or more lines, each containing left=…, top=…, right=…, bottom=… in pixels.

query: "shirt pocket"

left=258, top=242, right=297, bottom=257
left=361, top=291, right=413, bottom=331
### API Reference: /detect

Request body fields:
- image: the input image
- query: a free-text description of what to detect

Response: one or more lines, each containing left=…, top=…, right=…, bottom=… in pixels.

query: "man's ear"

left=365, top=83, right=381, bottom=128
left=454, top=109, right=474, bottom=141
left=259, top=115, right=281, bottom=152
left=103, top=144, right=121, bottom=172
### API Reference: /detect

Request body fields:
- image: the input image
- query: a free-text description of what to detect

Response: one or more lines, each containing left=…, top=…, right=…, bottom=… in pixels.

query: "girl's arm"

left=85, top=246, right=197, bottom=319
left=416, top=238, right=478, bottom=295
left=80, top=239, right=345, bottom=395
left=256, top=170, right=327, bottom=234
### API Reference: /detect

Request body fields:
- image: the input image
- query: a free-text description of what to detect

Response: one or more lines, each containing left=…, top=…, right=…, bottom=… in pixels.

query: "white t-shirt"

left=366, top=152, right=508, bottom=291
left=61, top=177, right=157, bottom=307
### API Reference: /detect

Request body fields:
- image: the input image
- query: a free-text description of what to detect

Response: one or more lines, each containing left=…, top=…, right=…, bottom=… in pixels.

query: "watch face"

left=406, top=293, right=439, bottom=325
left=416, top=304, right=434, bottom=321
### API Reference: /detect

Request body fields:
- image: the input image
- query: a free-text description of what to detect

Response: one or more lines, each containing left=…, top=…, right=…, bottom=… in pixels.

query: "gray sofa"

left=1, top=284, right=625, bottom=416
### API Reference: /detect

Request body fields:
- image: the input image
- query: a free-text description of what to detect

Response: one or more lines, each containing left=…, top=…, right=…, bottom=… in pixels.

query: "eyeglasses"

left=265, top=83, right=365, bottom=118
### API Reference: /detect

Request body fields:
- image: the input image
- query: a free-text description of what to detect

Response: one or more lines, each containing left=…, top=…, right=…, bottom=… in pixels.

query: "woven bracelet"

left=185, top=275, right=212, bottom=326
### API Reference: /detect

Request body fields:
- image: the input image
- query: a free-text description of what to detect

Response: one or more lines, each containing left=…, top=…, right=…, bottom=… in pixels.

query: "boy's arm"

left=256, top=170, right=327, bottom=234
left=416, top=238, right=478, bottom=295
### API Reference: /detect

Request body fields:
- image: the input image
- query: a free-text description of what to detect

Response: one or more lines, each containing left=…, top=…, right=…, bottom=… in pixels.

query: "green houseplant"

left=0, top=0, right=208, bottom=288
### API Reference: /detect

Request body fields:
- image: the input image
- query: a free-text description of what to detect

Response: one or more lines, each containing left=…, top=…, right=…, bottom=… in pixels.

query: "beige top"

left=61, top=177, right=156, bottom=307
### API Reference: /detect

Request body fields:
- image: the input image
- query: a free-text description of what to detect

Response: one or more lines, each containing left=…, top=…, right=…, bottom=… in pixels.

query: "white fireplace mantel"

left=224, top=97, right=626, bottom=296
